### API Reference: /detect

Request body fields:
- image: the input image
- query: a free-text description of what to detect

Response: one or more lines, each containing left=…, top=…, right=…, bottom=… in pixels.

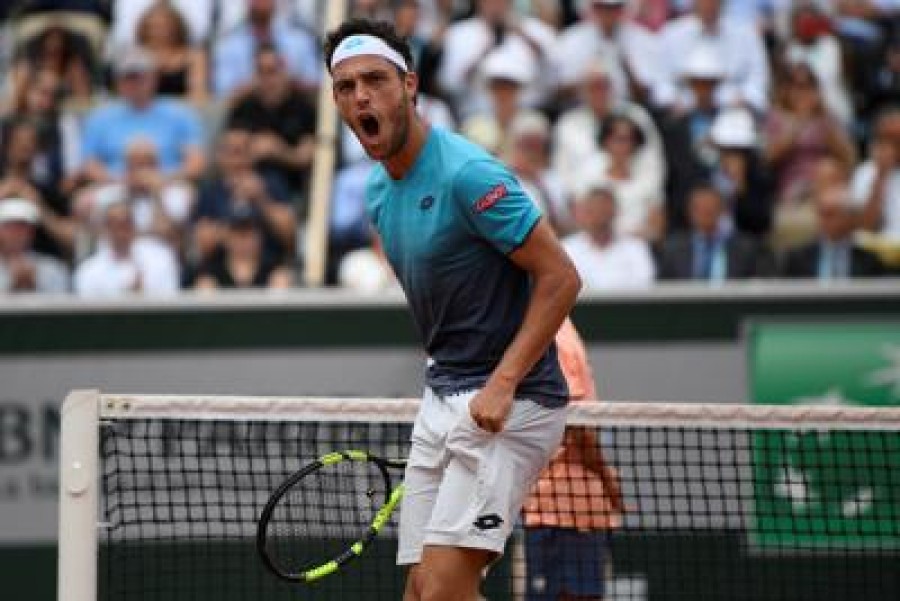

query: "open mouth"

left=359, top=113, right=380, bottom=138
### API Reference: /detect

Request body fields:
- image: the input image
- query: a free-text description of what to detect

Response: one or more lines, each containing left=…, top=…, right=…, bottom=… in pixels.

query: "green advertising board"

left=748, top=321, right=900, bottom=550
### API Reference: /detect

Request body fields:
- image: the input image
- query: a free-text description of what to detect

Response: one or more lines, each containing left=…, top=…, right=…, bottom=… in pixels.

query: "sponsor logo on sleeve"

left=473, top=184, right=507, bottom=214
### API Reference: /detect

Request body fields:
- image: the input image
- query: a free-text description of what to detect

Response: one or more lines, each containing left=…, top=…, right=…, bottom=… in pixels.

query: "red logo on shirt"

left=473, top=184, right=507, bottom=214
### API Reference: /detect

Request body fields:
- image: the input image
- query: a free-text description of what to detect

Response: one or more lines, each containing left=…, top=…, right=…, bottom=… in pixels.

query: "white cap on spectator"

left=710, top=108, right=757, bottom=149
left=481, top=49, right=534, bottom=86
left=115, top=46, right=156, bottom=76
left=0, top=197, right=39, bottom=225
left=682, top=44, right=726, bottom=80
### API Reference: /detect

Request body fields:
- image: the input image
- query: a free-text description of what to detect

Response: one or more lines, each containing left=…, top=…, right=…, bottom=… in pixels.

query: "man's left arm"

left=468, top=218, right=581, bottom=432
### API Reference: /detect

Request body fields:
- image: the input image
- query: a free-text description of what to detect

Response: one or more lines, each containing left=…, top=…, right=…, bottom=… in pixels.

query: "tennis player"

left=324, top=19, right=582, bottom=601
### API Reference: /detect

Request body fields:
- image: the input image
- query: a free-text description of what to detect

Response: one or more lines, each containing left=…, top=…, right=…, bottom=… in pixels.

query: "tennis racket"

left=256, top=449, right=406, bottom=583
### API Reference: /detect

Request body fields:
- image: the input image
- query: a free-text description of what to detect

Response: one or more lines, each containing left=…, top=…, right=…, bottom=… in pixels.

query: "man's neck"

left=589, top=230, right=614, bottom=247
left=384, top=118, right=430, bottom=180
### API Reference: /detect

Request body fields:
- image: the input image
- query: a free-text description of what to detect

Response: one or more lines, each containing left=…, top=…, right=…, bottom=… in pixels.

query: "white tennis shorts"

left=397, top=388, right=567, bottom=565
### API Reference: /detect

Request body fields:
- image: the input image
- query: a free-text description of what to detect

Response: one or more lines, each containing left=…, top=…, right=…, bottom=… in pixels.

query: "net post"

left=58, top=389, right=100, bottom=601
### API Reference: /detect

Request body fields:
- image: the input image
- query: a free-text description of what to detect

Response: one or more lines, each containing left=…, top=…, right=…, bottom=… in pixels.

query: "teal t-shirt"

left=366, top=128, right=568, bottom=407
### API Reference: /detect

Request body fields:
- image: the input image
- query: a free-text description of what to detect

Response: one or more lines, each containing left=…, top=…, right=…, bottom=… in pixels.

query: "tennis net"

left=59, top=391, right=900, bottom=601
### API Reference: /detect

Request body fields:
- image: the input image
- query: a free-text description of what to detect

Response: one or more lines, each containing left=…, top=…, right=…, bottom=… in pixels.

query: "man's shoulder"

left=153, top=98, right=199, bottom=121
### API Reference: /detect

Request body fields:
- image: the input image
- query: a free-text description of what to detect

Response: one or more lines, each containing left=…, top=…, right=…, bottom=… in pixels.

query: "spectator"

left=503, top=110, right=572, bottom=235
left=783, top=5, right=853, bottom=126
left=2, top=68, right=81, bottom=197
left=0, top=119, right=76, bottom=259
left=576, top=114, right=665, bottom=242
left=226, top=45, right=317, bottom=195
left=6, top=25, right=95, bottom=110
left=74, top=199, right=180, bottom=297
left=191, top=205, right=293, bottom=290
left=0, top=197, right=69, bottom=293
left=657, top=184, right=772, bottom=281
left=438, top=0, right=556, bottom=119
left=851, top=108, right=900, bottom=240
left=135, top=0, right=209, bottom=105
left=861, top=32, right=900, bottom=126
left=764, top=62, right=855, bottom=205
left=552, top=60, right=663, bottom=202
left=111, top=0, right=215, bottom=48
left=192, top=127, right=296, bottom=264
left=773, top=153, right=851, bottom=254
left=657, top=44, right=727, bottom=228
left=780, top=186, right=886, bottom=279
left=708, top=108, right=775, bottom=238
left=392, top=0, right=447, bottom=99
left=460, top=49, right=534, bottom=155
left=213, top=0, right=320, bottom=97
left=653, top=0, right=770, bottom=113
left=552, top=0, right=660, bottom=107
left=330, top=159, right=376, bottom=271
left=80, top=46, right=206, bottom=184
left=84, top=138, right=194, bottom=251
left=562, top=185, right=656, bottom=290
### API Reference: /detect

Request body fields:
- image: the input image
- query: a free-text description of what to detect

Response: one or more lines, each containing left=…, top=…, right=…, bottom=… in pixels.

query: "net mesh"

left=93, top=397, right=900, bottom=601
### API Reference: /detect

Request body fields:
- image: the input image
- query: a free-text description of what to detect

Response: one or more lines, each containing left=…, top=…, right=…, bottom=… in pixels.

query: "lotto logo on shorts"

left=473, top=184, right=507, bottom=214
left=473, top=513, right=504, bottom=531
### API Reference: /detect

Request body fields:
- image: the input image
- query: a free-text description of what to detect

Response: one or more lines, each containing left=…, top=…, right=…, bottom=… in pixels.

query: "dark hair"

left=599, top=114, right=646, bottom=149
left=323, top=18, right=413, bottom=74
left=136, top=1, right=190, bottom=48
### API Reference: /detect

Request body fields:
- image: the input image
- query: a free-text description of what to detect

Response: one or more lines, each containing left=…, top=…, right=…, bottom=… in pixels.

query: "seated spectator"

left=765, top=62, right=855, bottom=206
left=213, top=0, right=320, bottom=97
left=0, top=197, right=69, bottom=293
left=562, top=185, right=656, bottom=290
left=460, top=49, right=534, bottom=155
left=191, top=205, right=292, bottom=290
left=780, top=186, right=886, bottom=279
left=192, top=127, right=296, bottom=264
left=330, top=159, right=376, bottom=273
left=392, top=0, right=444, bottom=100
left=6, top=25, right=95, bottom=110
left=438, top=0, right=556, bottom=119
left=851, top=108, right=900, bottom=240
left=784, top=5, right=852, bottom=126
left=653, top=0, right=770, bottom=114
left=576, top=114, right=665, bottom=241
left=80, top=47, right=206, bottom=184
left=552, top=0, right=660, bottom=107
left=226, top=45, right=317, bottom=195
left=74, top=199, right=180, bottom=297
left=862, top=33, right=900, bottom=127
left=657, top=184, right=772, bottom=281
left=2, top=68, right=80, bottom=197
left=84, top=138, right=194, bottom=250
left=503, top=110, right=573, bottom=235
left=552, top=60, right=663, bottom=202
left=111, top=0, right=214, bottom=49
left=773, top=153, right=851, bottom=254
left=0, top=119, right=76, bottom=259
left=708, top=108, right=775, bottom=238
left=658, top=44, right=726, bottom=228
left=135, top=0, right=208, bottom=105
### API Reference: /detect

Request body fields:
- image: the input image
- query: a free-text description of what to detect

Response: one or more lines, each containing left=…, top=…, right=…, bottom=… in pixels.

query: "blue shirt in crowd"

left=80, top=99, right=204, bottom=176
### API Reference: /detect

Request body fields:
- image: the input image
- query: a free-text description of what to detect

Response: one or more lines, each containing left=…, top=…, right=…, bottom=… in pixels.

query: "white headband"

left=331, top=34, right=408, bottom=72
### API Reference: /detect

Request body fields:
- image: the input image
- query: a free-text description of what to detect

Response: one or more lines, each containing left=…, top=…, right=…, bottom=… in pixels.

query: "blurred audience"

left=134, top=1, right=208, bottom=105
left=563, top=185, right=656, bottom=290
left=439, top=0, right=556, bottom=119
left=851, top=108, right=900, bottom=240
left=657, top=184, right=772, bottom=281
left=653, top=0, right=770, bottom=114
left=192, top=126, right=296, bottom=265
left=79, top=46, right=205, bottom=184
left=765, top=62, right=856, bottom=206
left=111, top=0, right=215, bottom=49
left=213, top=0, right=320, bottom=97
left=191, top=204, right=293, bottom=290
left=780, top=186, right=886, bottom=279
left=74, top=199, right=179, bottom=297
left=226, top=44, right=317, bottom=196
left=0, top=196, right=69, bottom=293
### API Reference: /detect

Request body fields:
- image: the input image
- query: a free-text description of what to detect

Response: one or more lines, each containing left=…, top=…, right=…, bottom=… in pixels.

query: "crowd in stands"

left=0, top=0, right=899, bottom=297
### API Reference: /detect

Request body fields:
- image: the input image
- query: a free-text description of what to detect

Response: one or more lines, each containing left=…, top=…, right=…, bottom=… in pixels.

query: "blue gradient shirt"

left=366, top=128, right=568, bottom=407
